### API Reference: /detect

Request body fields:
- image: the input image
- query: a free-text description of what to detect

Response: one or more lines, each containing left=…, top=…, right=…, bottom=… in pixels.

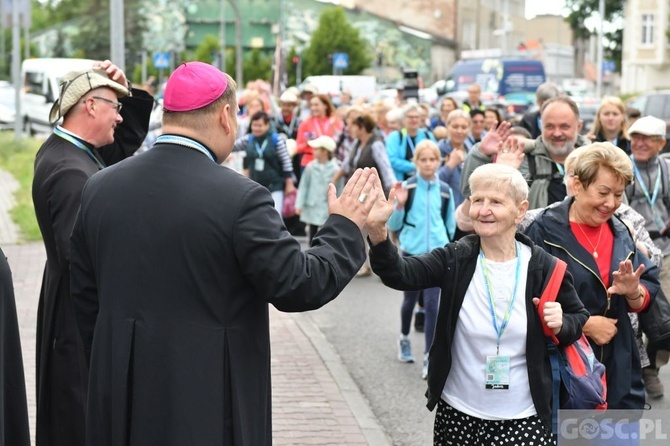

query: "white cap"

left=628, top=116, right=666, bottom=137
left=307, top=136, right=336, bottom=152
left=279, top=91, right=299, bottom=103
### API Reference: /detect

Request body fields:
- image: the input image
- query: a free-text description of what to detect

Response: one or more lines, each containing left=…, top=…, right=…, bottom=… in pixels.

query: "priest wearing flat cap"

left=69, top=61, right=380, bottom=445
left=32, top=59, right=153, bottom=446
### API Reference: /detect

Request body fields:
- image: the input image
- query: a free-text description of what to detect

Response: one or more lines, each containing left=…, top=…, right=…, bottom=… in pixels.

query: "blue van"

left=438, top=58, right=546, bottom=99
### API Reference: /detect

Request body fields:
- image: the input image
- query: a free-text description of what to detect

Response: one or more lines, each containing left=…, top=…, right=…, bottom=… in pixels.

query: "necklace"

left=575, top=222, right=603, bottom=259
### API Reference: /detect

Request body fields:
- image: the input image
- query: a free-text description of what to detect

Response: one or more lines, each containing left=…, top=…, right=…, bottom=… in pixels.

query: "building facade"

left=621, top=0, right=670, bottom=93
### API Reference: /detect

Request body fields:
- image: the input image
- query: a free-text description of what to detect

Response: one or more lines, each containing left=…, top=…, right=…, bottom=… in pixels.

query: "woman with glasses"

left=386, top=103, right=437, bottom=182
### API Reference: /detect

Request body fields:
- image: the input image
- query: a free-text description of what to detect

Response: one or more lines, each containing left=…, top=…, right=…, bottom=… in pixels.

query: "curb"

left=292, top=312, right=393, bottom=446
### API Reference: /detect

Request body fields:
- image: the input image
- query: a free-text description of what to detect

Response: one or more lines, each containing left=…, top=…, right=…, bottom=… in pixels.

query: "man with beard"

left=461, top=96, right=588, bottom=209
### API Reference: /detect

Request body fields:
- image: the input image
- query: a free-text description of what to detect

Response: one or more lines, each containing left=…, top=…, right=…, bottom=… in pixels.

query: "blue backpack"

left=538, top=258, right=608, bottom=434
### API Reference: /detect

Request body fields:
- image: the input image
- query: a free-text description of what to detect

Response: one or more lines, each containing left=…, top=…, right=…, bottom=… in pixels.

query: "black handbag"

left=639, top=287, right=670, bottom=344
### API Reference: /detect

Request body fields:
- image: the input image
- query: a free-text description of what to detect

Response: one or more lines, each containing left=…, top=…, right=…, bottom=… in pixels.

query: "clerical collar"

left=56, top=126, right=95, bottom=150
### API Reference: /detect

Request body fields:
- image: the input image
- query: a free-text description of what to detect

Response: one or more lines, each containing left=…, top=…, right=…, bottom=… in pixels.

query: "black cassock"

left=32, top=89, right=153, bottom=446
left=0, top=247, right=30, bottom=446
left=70, top=142, right=366, bottom=445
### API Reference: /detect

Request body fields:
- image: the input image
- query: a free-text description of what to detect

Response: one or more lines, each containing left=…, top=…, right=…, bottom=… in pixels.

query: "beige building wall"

left=621, top=0, right=670, bottom=93
left=458, top=0, right=526, bottom=53
left=352, top=0, right=457, bottom=40
left=523, top=15, right=573, bottom=47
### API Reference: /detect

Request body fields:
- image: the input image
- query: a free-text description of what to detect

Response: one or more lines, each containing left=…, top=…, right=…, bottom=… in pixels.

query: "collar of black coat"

left=160, top=133, right=217, bottom=161
left=531, top=196, right=631, bottom=244
left=56, top=125, right=95, bottom=150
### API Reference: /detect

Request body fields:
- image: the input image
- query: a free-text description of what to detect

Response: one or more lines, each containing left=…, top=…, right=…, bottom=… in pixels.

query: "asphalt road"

left=304, top=271, right=670, bottom=446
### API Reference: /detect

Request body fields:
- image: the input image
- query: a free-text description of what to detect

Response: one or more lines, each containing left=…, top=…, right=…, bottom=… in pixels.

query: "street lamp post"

left=12, top=0, right=21, bottom=139
left=110, top=0, right=125, bottom=71
left=220, top=0, right=226, bottom=72
left=596, top=0, right=605, bottom=98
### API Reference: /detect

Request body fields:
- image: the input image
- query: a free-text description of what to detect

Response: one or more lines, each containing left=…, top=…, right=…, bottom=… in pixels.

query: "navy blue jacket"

left=525, top=198, right=660, bottom=409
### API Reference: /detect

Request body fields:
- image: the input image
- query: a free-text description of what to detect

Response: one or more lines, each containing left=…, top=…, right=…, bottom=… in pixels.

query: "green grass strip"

left=0, top=132, right=42, bottom=242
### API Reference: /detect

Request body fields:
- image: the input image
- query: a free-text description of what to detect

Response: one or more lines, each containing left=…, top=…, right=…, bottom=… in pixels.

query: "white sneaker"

left=421, top=353, right=429, bottom=379
left=398, top=335, right=415, bottom=363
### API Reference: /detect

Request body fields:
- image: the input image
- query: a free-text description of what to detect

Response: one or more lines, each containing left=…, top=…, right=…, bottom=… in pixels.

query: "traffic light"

left=292, top=56, right=300, bottom=64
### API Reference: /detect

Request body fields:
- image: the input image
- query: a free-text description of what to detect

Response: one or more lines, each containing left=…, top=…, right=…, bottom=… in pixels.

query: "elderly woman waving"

left=525, top=142, right=660, bottom=410
left=366, top=163, right=588, bottom=444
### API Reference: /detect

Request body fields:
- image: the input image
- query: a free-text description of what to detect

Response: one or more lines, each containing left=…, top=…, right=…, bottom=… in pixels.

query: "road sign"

left=602, top=60, right=616, bottom=73
left=153, top=52, right=170, bottom=69
left=333, top=53, right=349, bottom=70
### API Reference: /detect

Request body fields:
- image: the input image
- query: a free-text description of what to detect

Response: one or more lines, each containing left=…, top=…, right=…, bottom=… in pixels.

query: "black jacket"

left=594, top=131, right=630, bottom=155
left=0, top=248, right=30, bottom=446
left=70, top=142, right=366, bottom=445
left=32, top=88, right=153, bottom=446
left=525, top=198, right=660, bottom=409
left=370, top=232, right=588, bottom=432
left=519, top=110, right=542, bottom=139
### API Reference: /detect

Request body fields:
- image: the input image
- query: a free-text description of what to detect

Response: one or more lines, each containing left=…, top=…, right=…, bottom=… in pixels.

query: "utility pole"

left=220, top=0, right=226, bottom=72
left=12, top=0, right=21, bottom=139
left=228, top=0, right=242, bottom=84
left=596, top=0, right=604, bottom=98
left=110, top=0, right=125, bottom=71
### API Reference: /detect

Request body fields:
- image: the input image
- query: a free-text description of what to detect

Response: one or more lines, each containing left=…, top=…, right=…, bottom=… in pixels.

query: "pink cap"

left=163, top=62, right=229, bottom=112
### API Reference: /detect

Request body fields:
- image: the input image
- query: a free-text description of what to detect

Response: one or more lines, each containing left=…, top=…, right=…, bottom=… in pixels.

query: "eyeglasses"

left=91, top=96, right=123, bottom=114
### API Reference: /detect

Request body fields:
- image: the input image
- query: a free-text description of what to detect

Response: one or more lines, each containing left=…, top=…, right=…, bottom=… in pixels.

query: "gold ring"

left=358, top=193, right=368, bottom=203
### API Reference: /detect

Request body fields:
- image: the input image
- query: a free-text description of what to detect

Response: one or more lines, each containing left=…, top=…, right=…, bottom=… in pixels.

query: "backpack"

left=538, top=258, right=608, bottom=435
left=247, top=132, right=279, bottom=148
left=401, top=176, right=456, bottom=241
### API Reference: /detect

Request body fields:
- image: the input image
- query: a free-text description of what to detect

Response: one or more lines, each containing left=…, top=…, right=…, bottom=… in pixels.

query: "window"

left=24, top=72, right=44, bottom=96
left=642, top=14, right=654, bottom=45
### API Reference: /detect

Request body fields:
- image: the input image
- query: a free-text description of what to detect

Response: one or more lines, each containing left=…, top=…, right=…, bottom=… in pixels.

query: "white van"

left=21, top=58, right=96, bottom=135
left=299, top=75, right=377, bottom=101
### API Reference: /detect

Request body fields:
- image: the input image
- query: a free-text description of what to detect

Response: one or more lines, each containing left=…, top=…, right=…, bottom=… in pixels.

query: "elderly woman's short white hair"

left=446, top=109, right=471, bottom=126
left=469, top=164, right=529, bottom=204
left=385, top=107, right=404, bottom=125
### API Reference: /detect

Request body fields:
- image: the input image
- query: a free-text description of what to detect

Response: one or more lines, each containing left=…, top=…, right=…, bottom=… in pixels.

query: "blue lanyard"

left=554, top=162, right=564, bottom=176
left=155, top=135, right=216, bottom=163
left=480, top=242, right=521, bottom=355
left=255, top=138, right=268, bottom=157
left=631, top=155, right=661, bottom=208
left=54, top=127, right=105, bottom=170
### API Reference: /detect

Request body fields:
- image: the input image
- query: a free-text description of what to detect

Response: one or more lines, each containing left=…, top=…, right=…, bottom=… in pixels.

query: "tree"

left=565, top=0, right=625, bottom=70
left=194, top=35, right=220, bottom=65
left=302, top=7, right=370, bottom=77
left=71, top=0, right=147, bottom=65
left=243, top=48, right=272, bottom=84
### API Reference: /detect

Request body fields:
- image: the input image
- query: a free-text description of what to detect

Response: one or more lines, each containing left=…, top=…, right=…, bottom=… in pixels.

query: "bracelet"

left=625, top=286, right=644, bottom=302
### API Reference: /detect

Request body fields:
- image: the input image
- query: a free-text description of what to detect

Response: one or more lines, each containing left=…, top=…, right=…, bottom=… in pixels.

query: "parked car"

left=21, top=58, right=96, bottom=135
left=0, top=82, right=16, bottom=130
left=626, top=91, right=670, bottom=150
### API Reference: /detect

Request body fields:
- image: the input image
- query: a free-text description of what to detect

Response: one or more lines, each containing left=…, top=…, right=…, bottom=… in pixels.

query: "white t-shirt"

left=442, top=243, right=536, bottom=420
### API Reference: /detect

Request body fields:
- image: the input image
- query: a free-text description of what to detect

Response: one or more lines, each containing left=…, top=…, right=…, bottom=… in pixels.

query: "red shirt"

left=571, top=221, right=650, bottom=311
left=295, top=116, right=343, bottom=166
